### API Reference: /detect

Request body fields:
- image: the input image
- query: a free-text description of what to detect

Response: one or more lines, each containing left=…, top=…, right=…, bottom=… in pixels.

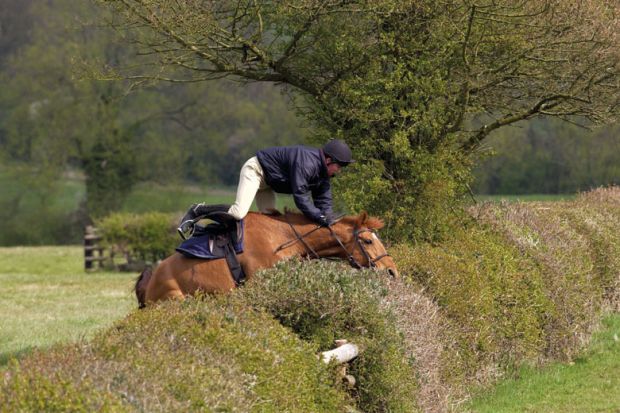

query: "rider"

left=179, top=139, right=354, bottom=233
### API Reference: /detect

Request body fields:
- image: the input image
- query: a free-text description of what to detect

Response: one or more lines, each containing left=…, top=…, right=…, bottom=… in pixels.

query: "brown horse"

left=135, top=211, right=398, bottom=307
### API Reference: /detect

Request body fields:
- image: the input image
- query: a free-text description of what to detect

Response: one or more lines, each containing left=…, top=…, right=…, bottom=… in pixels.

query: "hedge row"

left=390, top=186, right=620, bottom=411
left=96, top=212, right=179, bottom=266
left=0, top=294, right=352, bottom=412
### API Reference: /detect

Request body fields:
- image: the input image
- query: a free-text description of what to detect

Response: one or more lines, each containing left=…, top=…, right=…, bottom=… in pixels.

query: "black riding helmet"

left=322, top=139, right=355, bottom=165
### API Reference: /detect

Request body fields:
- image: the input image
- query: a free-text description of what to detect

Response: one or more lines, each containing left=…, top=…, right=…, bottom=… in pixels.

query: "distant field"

left=0, top=167, right=295, bottom=214
left=123, top=182, right=296, bottom=213
left=473, top=194, right=577, bottom=202
left=0, top=246, right=136, bottom=365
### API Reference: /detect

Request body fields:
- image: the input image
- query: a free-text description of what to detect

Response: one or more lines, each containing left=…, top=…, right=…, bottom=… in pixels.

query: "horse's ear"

left=356, top=211, right=384, bottom=230
left=356, top=211, right=369, bottom=227
left=366, top=217, right=384, bottom=230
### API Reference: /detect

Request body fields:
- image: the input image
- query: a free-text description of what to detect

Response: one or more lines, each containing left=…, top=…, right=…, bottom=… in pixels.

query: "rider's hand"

left=318, top=215, right=331, bottom=227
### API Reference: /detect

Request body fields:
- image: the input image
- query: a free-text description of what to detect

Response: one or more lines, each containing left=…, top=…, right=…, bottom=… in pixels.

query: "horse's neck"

left=246, top=214, right=351, bottom=258
left=280, top=221, right=352, bottom=258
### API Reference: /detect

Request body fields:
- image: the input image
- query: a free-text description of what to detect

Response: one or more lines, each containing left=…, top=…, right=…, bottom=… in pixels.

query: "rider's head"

left=323, top=139, right=354, bottom=177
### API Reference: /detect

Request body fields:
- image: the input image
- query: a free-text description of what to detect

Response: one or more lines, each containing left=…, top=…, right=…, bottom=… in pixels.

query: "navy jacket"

left=256, top=146, right=333, bottom=223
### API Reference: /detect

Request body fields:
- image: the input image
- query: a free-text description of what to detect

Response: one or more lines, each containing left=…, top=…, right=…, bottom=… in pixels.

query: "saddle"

left=175, top=204, right=246, bottom=286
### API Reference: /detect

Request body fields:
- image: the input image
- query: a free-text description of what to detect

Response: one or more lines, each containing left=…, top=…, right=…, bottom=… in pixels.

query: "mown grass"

left=474, top=194, right=576, bottom=202
left=0, top=246, right=136, bottom=365
left=466, top=313, right=620, bottom=413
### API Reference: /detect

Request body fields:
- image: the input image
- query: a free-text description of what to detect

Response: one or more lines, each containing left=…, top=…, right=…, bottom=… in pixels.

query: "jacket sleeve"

left=312, top=180, right=334, bottom=221
left=289, top=152, right=324, bottom=223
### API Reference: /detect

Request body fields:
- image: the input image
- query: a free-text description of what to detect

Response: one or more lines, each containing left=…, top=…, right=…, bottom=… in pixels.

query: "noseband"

left=274, top=216, right=391, bottom=270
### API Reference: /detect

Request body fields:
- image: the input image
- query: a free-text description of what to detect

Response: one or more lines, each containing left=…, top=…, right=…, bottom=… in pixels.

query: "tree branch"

left=461, top=94, right=589, bottom=151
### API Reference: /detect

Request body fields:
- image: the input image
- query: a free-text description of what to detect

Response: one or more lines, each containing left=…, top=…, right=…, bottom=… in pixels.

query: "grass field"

left=466, top=314, right=620, bottom=412
left=0, top=246, right=136, bottom=365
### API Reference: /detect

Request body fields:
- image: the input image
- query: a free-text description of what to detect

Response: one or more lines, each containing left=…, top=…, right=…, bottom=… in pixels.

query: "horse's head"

left=334, top=212, right=399, bottom=277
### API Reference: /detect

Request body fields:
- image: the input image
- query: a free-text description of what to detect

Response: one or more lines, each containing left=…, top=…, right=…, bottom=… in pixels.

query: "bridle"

left=274, top=215, right=391, bottom=270
left=351, top=228, right=390, bottom=269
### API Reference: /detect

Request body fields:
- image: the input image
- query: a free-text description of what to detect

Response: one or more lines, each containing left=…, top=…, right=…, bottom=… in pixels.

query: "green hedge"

left=240, top=259, right=419, bottom=413
left=0, top=297, right=351, bottom=412
left=390, top=186, right=620, bottom=409
left=96, top=212, right=179, bottom=265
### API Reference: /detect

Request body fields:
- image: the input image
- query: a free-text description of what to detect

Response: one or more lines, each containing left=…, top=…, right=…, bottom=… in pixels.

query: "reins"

left=327, top=226, right=363, bottom=269
left=274, top=214, right=322, bottom=259
left=274, top=214, right=390, bottom=269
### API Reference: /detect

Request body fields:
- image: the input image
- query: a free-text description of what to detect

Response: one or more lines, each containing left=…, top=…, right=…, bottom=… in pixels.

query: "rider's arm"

left=289, top=158, right=324, bottom=223
left=291, top=181, right=324, bottom=223
left=312, top=180, right=334, bottom=222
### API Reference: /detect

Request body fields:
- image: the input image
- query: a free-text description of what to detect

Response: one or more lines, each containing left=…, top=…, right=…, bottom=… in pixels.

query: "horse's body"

left=136, top=211, right=398, bottom=307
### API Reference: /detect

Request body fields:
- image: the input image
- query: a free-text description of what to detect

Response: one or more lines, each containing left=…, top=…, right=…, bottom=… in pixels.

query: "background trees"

left=0, top=1, right=303, bottom=213
left=1, top=0, right=619, bottom=244
left=473, top=119, right=620, bottom=195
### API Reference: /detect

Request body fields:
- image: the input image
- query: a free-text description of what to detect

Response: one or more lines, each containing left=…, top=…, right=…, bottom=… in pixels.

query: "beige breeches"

left=227, top=156, right=276, bottom=220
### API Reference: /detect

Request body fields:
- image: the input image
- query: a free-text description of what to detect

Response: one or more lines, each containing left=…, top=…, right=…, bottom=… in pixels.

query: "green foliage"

left=241, top=259, right=419, bottom=413
left=334, top=147, right=469, bottom=241
left=97, top=212, right=178, bottom=263
left=1, top=359, right=125, bottom=413
left=388, top=187, right=620, bottom=399
left=101, top=0, right=620, bottom=243
left=572, top=188, right=620, bottom=308
left=0, top=0, right=305, bottom=223
left=84, top=133, right=137, bottom=218
left=473, top=201, right=606, bottom=360
left=309, top=5, right=474, bottom=241
left=0, top=164, right=87, bottom=245
left=0, top=297, right=350, bottom=412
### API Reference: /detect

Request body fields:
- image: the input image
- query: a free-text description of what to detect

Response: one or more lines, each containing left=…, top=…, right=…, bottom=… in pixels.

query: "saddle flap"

left=175, top=219, right=246, bottom=286
left=176, top=220, right=244, bottom=259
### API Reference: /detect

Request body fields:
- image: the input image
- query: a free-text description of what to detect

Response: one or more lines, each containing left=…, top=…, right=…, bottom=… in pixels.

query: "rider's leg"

left=228, top=156, right=266, bottom=220
left=256, top=187, right=277, bottom=214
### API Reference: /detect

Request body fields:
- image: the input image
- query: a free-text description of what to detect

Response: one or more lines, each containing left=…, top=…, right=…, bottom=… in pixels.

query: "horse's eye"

left=363, top=238, right=373, bottom=245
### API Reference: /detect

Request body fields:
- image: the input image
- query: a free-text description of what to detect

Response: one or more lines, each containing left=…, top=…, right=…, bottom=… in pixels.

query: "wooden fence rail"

left=84, top=225, right=105, bottom=271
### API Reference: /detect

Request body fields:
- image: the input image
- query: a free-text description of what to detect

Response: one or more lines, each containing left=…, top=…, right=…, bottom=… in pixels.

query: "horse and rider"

left=178, top=139, right=355, bottom=235
left=136, top=140, right=398, bottom=307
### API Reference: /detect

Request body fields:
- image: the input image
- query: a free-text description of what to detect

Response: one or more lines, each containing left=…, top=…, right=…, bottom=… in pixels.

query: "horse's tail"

left=135, top=266, right=153, bottom=309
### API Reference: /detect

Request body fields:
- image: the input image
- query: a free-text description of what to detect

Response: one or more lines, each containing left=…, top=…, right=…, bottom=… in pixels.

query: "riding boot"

left=192, top=203, right=236, bottom=226
left=178, top=203, right=208, bottom=239
left=178, top=203, right=236, bottom=240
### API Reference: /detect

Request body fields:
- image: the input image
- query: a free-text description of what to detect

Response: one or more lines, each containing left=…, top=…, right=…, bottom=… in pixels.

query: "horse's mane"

left=250, top=209, right=384, bottom=230
left=339, top=212, right=384, bottom=230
